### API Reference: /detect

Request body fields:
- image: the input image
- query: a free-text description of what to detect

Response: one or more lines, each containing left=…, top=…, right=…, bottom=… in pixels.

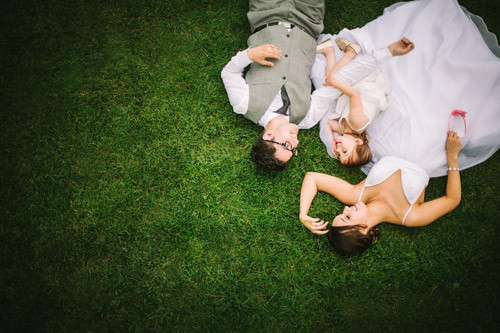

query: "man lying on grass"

left=221, top=0, right=414, bottom=171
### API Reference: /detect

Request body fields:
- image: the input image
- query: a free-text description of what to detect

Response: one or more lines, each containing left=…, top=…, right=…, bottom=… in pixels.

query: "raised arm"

left=299, top=172, right=362, bottom=234
left=405, top=132, right=462, bottom=227
left=324, top=76, right=368, bottom=132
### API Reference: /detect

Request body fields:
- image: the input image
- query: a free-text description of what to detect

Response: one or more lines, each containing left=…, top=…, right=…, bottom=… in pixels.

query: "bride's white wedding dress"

left=314, top=0, right=500, bottom=177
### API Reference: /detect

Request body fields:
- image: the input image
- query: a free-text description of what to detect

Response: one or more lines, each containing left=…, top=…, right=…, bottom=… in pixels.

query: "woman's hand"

left=446, top=131, right=462, bottom=160
left=299, top=215, right=330, bottom=234
left=326, top=119, right=340, bottom=158
left=247, top=44, right=281, bottom=66
left=409, top=131, right=462, bottom=227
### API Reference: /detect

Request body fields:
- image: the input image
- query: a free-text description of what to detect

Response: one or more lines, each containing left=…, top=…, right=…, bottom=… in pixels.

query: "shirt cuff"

left=373, top=47, right=393, bottom=65
left=234, top=48, right=253, bottom=68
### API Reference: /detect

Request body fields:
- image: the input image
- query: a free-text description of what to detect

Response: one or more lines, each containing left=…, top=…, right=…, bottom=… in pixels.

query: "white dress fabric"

left=359, top=156, right=429, bottom=225
left=318, top=0, right=500, bottom=177
left=317, top=66, right=389, bottom=153
left=361, top=156, right=429, bottom=206
left=334, top=68, right=389, bottom=132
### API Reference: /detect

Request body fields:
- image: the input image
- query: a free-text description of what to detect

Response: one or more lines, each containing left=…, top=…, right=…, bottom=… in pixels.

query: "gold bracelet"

left=447, top=167, right=459, bottom=171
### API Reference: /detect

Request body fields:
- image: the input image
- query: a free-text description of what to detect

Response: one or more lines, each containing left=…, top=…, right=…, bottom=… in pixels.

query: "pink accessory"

left=448, top=109, right=467, bottom=137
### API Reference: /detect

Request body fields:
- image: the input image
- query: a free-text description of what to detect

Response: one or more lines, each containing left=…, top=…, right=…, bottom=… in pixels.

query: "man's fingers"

left=402, top=37, right=415, bottom=50
left=265, top=44, right=281, bottom=55
left=266, top=50, right=281, bottom=60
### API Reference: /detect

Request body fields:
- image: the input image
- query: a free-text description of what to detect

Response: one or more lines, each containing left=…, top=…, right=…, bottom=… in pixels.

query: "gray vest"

left=245, top=0, right=325, bottom=124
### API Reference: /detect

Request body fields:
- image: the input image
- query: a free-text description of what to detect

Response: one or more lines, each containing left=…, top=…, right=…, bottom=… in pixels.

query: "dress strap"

left=401, top=204, right=414, bottom=225
left=358, top=186, right=365, bottom=202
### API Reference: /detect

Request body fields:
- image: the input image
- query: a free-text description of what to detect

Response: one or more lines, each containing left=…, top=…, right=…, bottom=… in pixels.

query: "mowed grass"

left=1, top=0, right=499, bottom=331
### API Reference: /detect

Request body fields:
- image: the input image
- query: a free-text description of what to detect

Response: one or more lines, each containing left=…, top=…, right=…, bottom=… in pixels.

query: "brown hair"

left=250, top=131, right=287, bottom=171
left=326, top=224, right=379, bottom=257
left=342, top=132, right=372, bottom=168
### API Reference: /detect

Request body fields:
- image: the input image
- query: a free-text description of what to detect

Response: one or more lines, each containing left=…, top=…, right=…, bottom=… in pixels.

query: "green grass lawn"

left=1, top=0, right=499, bottom=331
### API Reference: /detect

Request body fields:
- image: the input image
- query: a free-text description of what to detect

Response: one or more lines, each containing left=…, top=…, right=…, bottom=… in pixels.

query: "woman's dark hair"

left=326, top=224, right=379, bottom=257
left=250, top=131, right=287, bottom=171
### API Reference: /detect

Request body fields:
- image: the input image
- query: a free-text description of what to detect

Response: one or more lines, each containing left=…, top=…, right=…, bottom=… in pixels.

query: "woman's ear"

left=354, top=137, right=364, bottom=146
left=360, top=226, right=370, bottom=235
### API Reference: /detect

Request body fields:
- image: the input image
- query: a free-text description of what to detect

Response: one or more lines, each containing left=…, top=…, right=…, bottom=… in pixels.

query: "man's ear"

left=262, top=130, right=273, bottom=140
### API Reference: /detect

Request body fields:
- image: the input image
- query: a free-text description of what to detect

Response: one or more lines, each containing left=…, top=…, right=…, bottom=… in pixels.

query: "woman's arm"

left=325, top=119, right=341, bottom=158
left=324, top=76, right=369, bottom=132
left=405, top=132, right=462, bottom=227
left=299, top=172, right=362, bottom=234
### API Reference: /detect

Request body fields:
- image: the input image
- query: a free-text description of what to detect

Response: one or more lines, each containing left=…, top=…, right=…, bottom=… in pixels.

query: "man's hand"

left=299, top=215, right=330, bottom=235
left=247, top=43, right=282, bottom=66
left=388, top=37, right=415, bottom=56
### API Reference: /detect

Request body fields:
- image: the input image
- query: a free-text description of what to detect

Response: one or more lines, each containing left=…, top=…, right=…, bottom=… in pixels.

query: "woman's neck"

left=365, top=200, right=388, bottom=230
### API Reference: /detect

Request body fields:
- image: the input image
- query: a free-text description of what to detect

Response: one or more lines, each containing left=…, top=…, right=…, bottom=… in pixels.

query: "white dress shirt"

left=221, top=41, right=393, bottom=129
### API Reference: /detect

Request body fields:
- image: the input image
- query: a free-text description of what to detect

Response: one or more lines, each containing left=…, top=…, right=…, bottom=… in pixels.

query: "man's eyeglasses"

left=264, top=140, right=298, bottom=157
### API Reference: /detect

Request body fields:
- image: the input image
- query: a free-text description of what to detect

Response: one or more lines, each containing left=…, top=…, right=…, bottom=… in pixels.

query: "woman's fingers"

left=331, top=144, right=338, bottom=158
left=311, top=220, right=329, bottom=234
left=302, top=216, right=329, bottom=234
left=446, top=131, right=463, bottom=154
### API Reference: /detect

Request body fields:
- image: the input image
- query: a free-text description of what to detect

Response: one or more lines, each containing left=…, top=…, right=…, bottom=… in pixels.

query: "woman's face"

left=332, top=202, right=368, bottom=228
left=334, top=134, right=360, bottom=164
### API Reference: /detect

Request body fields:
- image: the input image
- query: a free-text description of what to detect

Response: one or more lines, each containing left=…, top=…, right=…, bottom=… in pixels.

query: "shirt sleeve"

left=299, top=86, right=343, bottom=129
left=372, top=47, right=393, bottom=65
left=220, top=49, right=253, bottom=115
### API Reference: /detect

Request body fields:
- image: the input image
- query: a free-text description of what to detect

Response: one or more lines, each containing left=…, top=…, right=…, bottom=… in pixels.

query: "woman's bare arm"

left=405, top=132, right=462, bottom=227
left=299, top=172, right=362, bottom=233
left=324, top=76, right=368, bottom=132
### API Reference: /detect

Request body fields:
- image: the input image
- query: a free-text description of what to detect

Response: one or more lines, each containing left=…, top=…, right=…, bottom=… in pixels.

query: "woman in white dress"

left=312, top=0, right=500, bottom=177
left=299, top=132, right=463, bottom=256
left=297, top=0, right=500, bottom=256
left=314, top=37, right=414, bottom=168
left=315, top=38, right=376, bottom=169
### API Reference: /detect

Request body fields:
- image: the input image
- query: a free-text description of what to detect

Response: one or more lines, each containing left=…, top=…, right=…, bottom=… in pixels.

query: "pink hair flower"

left=451, top=109, right=467, bottom=117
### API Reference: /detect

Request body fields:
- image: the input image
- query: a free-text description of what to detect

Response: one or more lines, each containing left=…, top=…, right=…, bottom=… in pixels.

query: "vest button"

left=285, top=54, right=288, bottom=57
left=282, top=76, right=286, bottom=80
left=287, top=34, right=290, bottom=37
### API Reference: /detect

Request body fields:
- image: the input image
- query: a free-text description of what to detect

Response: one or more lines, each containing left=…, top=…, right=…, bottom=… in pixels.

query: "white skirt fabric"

left=334, top=68, right=389, bottom=132
left=317, top=0, right=500, bottom=177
